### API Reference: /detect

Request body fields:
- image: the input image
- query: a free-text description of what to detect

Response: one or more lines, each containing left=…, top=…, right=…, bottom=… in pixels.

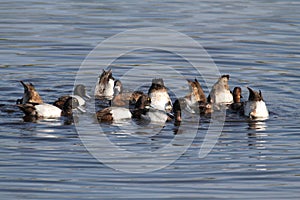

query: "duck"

left=16, top=81, right=44, bottom=104
left=229, top=87, right=244, bottom=112
left=109, top=93, right=127, bottom=107
left=17, top=81, right=85, bottom=120
left=173, top=98, right=212, bottom=124
left=207, top=75, right=233, bottom=105
left=109, top=88, right=141, bottom=107
left=17, top=97, right=82, bottom=120
left=148, top=78, right=172, bottom=112
left=172, top=98, right=186, bottom=122
left=129, top=91, right=144, bottom=105
left=185, top=79, right=207, bottom=108
left=173, top=79, right=212, bottom=123
left=113, top=79, right=122, bottom=96
left=53, top=84, right=90, bottom=109
left=96, top=106, right=132, bottom=123
left=185, top=78, right=213, bottom=115
left=107, top=89, right=145, bottom=107
left=244, top=87, right=269, bottom=119
left=131, top=94, right=151, bottom=119
left=96, top=93, right=153, bottom=123
left=94, top=69, right=122, bottom=99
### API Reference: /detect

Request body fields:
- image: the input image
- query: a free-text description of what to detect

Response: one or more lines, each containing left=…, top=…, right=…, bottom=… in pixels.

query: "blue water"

left=1, top=0, right=300, bottom=199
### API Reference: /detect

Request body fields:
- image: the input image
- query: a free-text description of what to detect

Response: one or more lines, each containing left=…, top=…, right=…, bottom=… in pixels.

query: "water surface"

left=0, top=0, right=300, bottom=199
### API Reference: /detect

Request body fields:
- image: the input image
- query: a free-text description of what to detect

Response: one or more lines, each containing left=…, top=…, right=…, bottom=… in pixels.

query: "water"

left=1, top=0, right=300, bottom=199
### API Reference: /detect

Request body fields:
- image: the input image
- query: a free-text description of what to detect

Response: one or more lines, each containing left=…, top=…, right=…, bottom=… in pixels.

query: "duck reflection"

left=247, top=121, right=269, bottom=171
left=248, top=120, right=267, bottom=131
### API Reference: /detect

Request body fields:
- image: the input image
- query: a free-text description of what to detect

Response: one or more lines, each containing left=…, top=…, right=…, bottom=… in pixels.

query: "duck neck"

left=233, top=96, right=241, bottom=103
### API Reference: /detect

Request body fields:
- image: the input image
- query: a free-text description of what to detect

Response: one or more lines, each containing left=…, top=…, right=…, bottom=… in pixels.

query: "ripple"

left=0, top=0, right=300, bottom=199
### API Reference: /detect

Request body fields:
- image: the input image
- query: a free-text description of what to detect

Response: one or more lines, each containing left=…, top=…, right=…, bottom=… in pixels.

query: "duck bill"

left=77, top=106, right=86, bottom=113
left=166, top=112, right=174, bottom=119
left=84, top=93, right=91, bottom=100
left=185, top=104, right=195, bottom=114
left=174, top=111, right=181, bottom=122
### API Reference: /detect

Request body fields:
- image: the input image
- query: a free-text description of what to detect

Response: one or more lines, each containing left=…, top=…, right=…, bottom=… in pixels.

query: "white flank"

left=110, top=107, right=132, bottom=121
left=244, top=100, right=269, bottom=119
left=143, top=109, right=168, bottom=124
left=35, top=103, right=62, bottom=118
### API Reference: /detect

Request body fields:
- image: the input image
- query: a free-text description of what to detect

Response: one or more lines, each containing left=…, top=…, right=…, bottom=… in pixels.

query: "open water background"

left=0, top=0, right=300, bottom=199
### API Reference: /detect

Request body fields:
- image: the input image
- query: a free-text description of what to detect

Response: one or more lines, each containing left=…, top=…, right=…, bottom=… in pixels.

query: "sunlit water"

left=0, top=0, right=300, bottom=199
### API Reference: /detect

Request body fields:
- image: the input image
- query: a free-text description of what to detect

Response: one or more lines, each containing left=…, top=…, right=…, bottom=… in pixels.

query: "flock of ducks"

left=16, top=69, right=269, bottom=124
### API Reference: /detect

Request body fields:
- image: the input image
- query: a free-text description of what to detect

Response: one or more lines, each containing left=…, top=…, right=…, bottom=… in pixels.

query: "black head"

left=135, top=94, right=151, bottom=110
left=233, top=87, right=242, bottom=95
left=129, top=91, right=144, bottom=105
left=17, top=103, right=37, bottom=116
left=62, top=97, right=80, bottom=116
left=75, top=84, right=91, bottom=99
left=74, top=84, right=86, bottom=97
left=233, top=87, right=243, bottom=98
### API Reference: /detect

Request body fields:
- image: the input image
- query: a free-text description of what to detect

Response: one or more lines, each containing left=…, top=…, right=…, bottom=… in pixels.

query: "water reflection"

left=248, top=120, right=267, bottom=131
left=246, top=123, right=270, bottom=172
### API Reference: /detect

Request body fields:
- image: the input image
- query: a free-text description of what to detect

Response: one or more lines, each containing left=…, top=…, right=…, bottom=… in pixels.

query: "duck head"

left=233, top=87, right=243, bottom=103
left=17, top=103, right=38, bottom=117
left=62, top=97, right=78, bottom=116
left=62, top=97, right=86, bottom=116
left=113, top=80, right=123, bottom=96
left=135, top=94, right=151, bottom=110
left=129, top=91, right=144, bottom=105
left=131, top=94, right=151, bottom=119
left=74, top=84, right=91, bottom=99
